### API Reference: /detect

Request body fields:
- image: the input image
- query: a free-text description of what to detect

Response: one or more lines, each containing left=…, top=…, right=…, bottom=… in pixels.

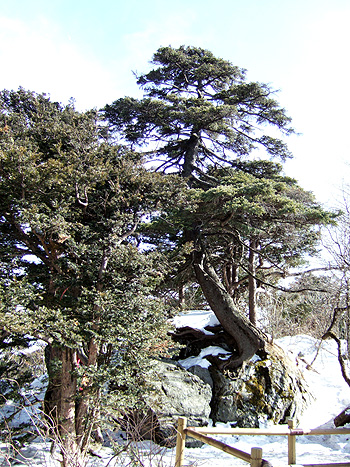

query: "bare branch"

left=322, top=331, right=350, bottom=387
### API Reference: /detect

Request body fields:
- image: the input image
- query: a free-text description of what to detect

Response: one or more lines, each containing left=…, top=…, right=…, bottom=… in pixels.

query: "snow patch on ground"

left=2, top=310, right=350, bottom=465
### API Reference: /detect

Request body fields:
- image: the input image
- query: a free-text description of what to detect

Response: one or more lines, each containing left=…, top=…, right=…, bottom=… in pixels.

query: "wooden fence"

left=174, top=417, right=350, bottom=467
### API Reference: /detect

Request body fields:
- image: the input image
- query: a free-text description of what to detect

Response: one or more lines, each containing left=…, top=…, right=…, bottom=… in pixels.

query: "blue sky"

left=1, top=0, right=350, bottom=206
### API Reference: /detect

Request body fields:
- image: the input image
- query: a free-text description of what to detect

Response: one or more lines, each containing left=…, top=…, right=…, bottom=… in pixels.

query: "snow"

left=2, top=310, right=350, bottom=466
left=17, top=340, right=46, bottom=356
left=277, top=334, right=350, bottom=430
left=179, top=346, right=231, bottom=369
left=171, top=309, right=220, bottom=335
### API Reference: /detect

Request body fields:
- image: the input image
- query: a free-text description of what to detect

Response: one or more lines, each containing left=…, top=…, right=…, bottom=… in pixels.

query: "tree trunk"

left=179, top=284, right=185, bottom=308
left=75, top=338, right=101, bottom=450
left=181, top=130, right=200, bottom=180
left=44, top=343, right=93, bottom=467
left=248, top=239, right=257, bottom=325
left=192, top=247, right=266, bottom=368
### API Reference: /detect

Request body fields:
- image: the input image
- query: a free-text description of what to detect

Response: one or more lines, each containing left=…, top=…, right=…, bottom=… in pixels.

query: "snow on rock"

left=170, top=309, right=220, bottom=335
left=0, top=375, right=47, bottom=430
left=178, top=346, right=231, bottom=369
left=3, top=315, right=350, bottom=466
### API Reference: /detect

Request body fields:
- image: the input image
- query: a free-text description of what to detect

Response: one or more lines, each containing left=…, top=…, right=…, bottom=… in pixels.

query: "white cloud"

left=0, top=9, right=203, bottom=110
left=0, top=16, right=119, bottom=110
left=280, top=8, right=350, bottom=205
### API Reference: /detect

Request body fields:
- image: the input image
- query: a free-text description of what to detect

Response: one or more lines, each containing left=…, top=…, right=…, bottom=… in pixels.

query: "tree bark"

left=44, top=343, right=91, bottom=467
left=192, top=247, right=266, bottom=368
left=75, top=338, right=101, bottom=451
left=248, top=238, right=257, bottom=325
left=179, top=284, right=185, bottom=308
left=181, top=130, right=200, bottom=180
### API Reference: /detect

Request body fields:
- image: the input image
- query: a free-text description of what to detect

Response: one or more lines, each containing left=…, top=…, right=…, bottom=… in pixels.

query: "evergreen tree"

left=104, top=46, right=336, bottom=367
left=0, top=89, right=179, bottom=466
left=155, top=162, right=334, bottom=317
left=103, top=45, right=294, bottom=185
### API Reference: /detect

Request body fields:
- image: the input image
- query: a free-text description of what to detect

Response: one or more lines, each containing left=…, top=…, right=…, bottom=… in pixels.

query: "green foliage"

left=144, top=160, right=336, bottom=306
left=103, top=45, right=294, bottom=181
left=0, top=89, right=181, bottom=450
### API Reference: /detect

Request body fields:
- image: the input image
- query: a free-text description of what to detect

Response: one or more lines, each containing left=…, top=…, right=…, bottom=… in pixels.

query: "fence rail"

left=174, top=417, right=350, bottom=467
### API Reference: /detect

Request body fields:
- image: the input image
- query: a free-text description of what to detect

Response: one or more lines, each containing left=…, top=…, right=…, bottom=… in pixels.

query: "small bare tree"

left=318, top=189, right=350, bottom=404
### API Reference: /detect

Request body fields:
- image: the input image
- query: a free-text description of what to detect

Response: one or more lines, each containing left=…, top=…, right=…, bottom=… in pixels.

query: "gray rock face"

left=210, top=343, right=313, bottom=427
left=145, top=359, right=212, bottom=446
left=143, top=343, right=313, bottom=445
left=188, top=364, right=214, bottom=388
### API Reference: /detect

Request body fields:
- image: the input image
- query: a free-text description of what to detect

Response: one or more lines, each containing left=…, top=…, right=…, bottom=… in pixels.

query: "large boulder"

left=144, top=359, right=212, bottom=446
left=137, top=341, right=313, bottom=446
left=209, top=343, right=313, bottom=427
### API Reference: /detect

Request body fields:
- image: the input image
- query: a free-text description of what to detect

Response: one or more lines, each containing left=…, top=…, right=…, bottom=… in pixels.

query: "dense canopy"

left=104, top=46, right=294, bottom=183
left=0, top=46, right=339, bottom=467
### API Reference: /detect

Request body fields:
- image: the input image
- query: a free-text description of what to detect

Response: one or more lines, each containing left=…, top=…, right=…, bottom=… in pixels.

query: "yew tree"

left=0, top=89, right=179, bottom=466
left=104, top=46, right=336, bottom=367
left=153, top=162, right=334, bottom=319
left=103, top=45, right=294, bottom=183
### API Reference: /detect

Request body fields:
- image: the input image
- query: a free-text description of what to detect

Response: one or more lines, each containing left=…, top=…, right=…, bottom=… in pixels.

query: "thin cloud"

left=0, top=15, right=119, bottom=110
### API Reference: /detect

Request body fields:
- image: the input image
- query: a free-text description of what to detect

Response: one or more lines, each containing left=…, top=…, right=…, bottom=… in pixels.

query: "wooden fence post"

left=175, top=417, right=187, bottom=467
left=251, top=447, right=263, bottom=467
left=288, top=419, right=297, bottom=465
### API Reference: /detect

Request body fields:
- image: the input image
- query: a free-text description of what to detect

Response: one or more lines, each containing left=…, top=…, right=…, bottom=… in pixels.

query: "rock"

left=210, top=343, right=313, bottom=427
left=144, top=359, right=212, bottom=446
left=137, top=342, right=313, bottom=447
left=334, top=407, right=350, bottom=427
left=188, top=365, right=214, bottom=388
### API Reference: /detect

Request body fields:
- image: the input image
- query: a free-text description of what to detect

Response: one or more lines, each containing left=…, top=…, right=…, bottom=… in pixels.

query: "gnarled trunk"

left=44, top=342, right=98, bottom=467
left=192, top=247, right=266, bottom=368
left=248, top=238, right=257, bottom=325
left=181, top=130, right=200, bottom=180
